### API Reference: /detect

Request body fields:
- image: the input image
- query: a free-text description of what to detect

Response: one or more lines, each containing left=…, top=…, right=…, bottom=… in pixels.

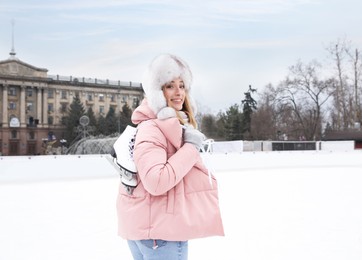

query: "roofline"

left=0, top=58, right=48, bottom=72
left=0, top=73, right=143, bottom=91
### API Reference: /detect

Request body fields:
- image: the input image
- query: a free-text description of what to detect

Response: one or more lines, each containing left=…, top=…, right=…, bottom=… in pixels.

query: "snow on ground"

left=1, top=150, right=362, bottom=260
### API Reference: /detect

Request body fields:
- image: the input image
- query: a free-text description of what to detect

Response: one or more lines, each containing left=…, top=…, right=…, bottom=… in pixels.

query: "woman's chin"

left=169, top=104, right=183, bottom=111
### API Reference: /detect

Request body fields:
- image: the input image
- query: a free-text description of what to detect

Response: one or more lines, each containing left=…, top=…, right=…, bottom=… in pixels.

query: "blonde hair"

left=177, top=93, right=197, bottom=128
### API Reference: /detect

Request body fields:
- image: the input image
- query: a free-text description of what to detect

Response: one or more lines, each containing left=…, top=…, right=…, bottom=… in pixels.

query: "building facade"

left=0, top=55, right=143, bottom=156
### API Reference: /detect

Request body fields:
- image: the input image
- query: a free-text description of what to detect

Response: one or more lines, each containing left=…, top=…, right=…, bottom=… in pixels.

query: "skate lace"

left=128, top=136, right=136, bottom=160
left=200, top=139, right=215, bottom=188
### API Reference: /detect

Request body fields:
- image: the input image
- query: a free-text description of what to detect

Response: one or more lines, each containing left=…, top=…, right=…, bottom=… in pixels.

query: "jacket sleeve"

left=134, top=122, right=201, bottom=196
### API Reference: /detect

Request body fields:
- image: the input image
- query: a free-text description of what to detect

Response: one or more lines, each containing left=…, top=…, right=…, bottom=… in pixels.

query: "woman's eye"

left=164, top=83, right=184, bottom=89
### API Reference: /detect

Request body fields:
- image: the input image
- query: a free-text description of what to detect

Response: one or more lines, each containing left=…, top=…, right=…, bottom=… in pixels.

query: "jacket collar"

left=132, top=99, right=183, bottom=150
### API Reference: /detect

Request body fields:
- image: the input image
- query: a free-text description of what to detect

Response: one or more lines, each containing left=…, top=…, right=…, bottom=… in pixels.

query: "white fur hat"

left=142, top=53, right=194, bottom=116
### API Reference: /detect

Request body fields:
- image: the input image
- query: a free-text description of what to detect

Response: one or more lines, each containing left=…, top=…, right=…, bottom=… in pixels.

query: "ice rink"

left=1, top=150, right=362, bottom=260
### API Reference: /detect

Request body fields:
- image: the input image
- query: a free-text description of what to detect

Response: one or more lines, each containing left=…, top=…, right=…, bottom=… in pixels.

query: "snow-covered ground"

left=1, top=150, right=362, bottom=260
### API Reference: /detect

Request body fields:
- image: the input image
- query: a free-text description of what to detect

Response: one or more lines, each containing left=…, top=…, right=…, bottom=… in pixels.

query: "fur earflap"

left=157, top=107, right=177, bottom=120
left=142, top=53, right=193, bottom=115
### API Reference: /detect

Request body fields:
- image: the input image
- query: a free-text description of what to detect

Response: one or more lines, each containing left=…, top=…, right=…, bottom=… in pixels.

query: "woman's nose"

left=175, top=85, right=182, bottom=94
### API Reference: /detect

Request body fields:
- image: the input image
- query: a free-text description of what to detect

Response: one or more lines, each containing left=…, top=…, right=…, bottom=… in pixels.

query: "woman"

left=116, top=53, right=224, bottom=260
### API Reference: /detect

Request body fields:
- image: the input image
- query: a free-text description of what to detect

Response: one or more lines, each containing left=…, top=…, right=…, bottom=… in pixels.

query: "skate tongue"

left=111, top=125, right=139, bottom=195
left=113, top=125, right=138, bottom=173
left=199, top=139, right=214, bottom=187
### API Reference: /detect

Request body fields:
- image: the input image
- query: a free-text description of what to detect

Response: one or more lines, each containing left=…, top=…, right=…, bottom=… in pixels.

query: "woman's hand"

left=183, top=126, right=205, bottom=151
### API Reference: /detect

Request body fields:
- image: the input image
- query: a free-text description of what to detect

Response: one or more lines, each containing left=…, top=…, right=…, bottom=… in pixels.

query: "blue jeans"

left=127, top=239, right=188, bottom=260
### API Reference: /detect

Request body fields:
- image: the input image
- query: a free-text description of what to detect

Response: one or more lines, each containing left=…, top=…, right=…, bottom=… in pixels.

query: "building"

left=0, top=52, right=143, bottom=156
left=323, top=130, right=362, bottom=149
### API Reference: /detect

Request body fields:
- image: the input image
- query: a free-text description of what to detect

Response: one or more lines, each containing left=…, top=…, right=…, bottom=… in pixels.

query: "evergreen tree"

left=200, top=114, right=219, bottom=139
left=215, top=112, right=227, bottom=139
left=119, top=103, right=134, bottom=133
left=86, top=106, right=97, bottom=135
left=62, top=96, right=86, bottom=145
left=241, top=85, right=257, bottom=138
left=104, top=106, right=118, bottom=136
left=86, top=106, right=97, bottom=127
left=97, top=115, right=106, bottom=136
left=222, top=104, right=243, bottom=140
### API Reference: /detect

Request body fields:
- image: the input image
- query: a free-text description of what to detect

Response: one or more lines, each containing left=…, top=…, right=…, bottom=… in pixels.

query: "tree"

left=104, top=106, right=118, bottom=136
left=241, top=85, right=257, bottom=139
left=119, top=103, right=133, bottom=133
left=62, top=96, right=85, bottom=145
left=221, top=104, right=243, bottom=140
left=215, top=111, right=227, bottom=140
left=326, top=39, right=353, bottom=130
left=346, top=47, right=362, bottom=125
left=275, top=60, right=334, bottom=140
left=250, top=84, right=278, bottom=140
left=97, top=115, right=106, bottom=136
left=200, top=114, right=219, bottom=140
left=86, top=106, right=97, bottom=135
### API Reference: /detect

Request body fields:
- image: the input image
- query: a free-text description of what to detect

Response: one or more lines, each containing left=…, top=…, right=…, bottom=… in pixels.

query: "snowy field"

left=1, top=150, right=362, bottom=260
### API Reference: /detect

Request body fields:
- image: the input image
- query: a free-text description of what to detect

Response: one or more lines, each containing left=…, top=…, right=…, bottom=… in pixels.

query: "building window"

left=48, top=131, right=56, bottom=141
left=121, top=95, right=127, bottom=103
left=61, top=103, right=67, bottom=113
left=28, top=131, right=35, bottom=140
left=48, top=116, right=54, bottom=125
left=11, top=130, right=17, bottom=139
left=110, top=94, right=115, bottom=102
left=99, top=94, right=105, bottom=102
left=27, top=102, right=33, bottom=112
left=9, top=87, right=17, bottom=96
left=26, top=88, right=33, bottom=97
left=48, top=103, right=54, bottom=113
left=9, top=102, right=16, bottom=110
left=110, top=105, right=117, bottom=113
left=61, top=90, right=67, bottom=99
left=28, top=116, right=35, bottom=126
left=48, top=89, right=54, bottom=98
left=99, top=106, right=105, bottom=114
left=133, top=97, right=139, bottom=108
left=87, top=93, right=93, bottom=101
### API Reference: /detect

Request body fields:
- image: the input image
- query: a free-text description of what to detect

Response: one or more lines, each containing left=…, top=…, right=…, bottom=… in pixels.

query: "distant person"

left=116, top=53, right=224, bottom=259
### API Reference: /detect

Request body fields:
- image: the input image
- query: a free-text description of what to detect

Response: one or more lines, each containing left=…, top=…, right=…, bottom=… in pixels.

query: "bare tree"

left=274, top=60, right=334, bottom=140
left=325, top=38, right=361, bottom=130
left=250, top=84, right=278, bottom=140
left=326, top=39, right=347, bottom=129
left=346, top=47, right=362, bottom=125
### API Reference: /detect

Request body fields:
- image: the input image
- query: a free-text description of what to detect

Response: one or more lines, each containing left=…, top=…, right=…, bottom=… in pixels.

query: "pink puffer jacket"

left=116, top=99, right=224, bottom=241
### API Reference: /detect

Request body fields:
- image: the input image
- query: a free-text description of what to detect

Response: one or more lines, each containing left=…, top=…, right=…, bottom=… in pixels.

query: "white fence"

left=207, top=140, right=356, bottom=153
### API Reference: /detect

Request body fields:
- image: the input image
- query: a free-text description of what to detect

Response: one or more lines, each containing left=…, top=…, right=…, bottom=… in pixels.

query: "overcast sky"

left=1, top=0, right=361, bottom=113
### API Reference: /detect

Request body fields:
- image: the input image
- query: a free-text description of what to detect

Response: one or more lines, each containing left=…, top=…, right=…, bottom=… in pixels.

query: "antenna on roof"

left=9, top=19, right=16, bottom=59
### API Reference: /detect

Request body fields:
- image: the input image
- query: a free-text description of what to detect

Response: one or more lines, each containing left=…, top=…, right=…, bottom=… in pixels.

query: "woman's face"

left=162, top=77, right=185, bottom=111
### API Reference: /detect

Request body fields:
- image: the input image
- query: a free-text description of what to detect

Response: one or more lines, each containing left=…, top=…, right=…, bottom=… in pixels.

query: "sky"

left=1, top=0, right=362, bottom=113
left=1, top=149, right=362, bottom=259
